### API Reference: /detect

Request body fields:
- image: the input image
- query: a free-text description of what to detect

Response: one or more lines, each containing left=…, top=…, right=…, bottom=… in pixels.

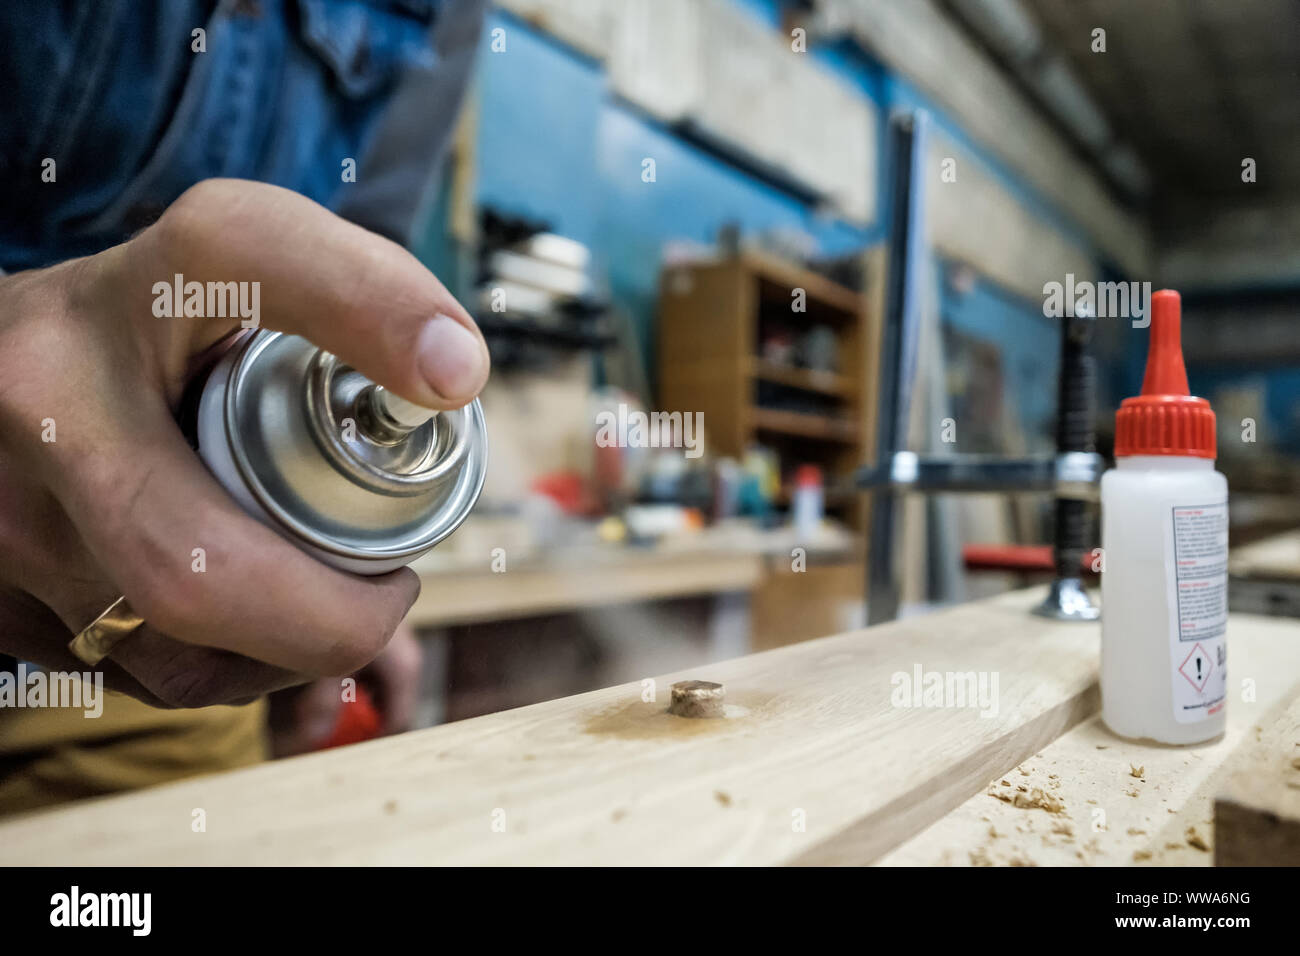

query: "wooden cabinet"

left=657, top=249, right=883, bottom=526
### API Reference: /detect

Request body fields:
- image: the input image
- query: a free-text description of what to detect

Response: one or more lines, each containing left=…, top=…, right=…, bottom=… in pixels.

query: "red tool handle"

left=963, top=544, right=1098, bottom=575
left=317, top=684, right=383, bottom=750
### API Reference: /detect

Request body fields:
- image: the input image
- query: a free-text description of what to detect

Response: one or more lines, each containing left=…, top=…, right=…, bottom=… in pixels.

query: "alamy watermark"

left=1043, top=273, right=1150, bottom=328
left=890, top=663, right=999, bottom=718
left=50, top=886, right=151, bottom=936
left=595, top=403, right=703, bottom=459
left=152, top=272, right=260, bottom=328
left=1, top=664, right=104, bottom=718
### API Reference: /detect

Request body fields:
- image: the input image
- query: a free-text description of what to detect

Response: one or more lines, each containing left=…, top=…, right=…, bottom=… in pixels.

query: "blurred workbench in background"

left=406, top=518, right=857, bottom=630
left=2, top=589, right=1295, bottom=866
left=1230, top=528, right=1300, bottom=618
left=407, top=516, right=865, bottom=648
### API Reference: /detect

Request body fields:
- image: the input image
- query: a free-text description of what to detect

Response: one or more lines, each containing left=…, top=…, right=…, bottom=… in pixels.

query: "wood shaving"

left=1129, top=764, right=1145, bottom=779
left=989, top=783, right=1066, bottom=814
left=1185, top=826, right=1210, bottom=852
left=1133, top=849, right=1152, bottom=861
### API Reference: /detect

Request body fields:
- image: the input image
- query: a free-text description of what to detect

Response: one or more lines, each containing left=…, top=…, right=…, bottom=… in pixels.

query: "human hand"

left=0, top=179, right=488, bottom=708
left=269, top=620, right=424, bottom=756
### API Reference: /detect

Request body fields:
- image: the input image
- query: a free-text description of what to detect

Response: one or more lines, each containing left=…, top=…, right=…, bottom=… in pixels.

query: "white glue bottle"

left=1101, top=289, right=1227, bottom=744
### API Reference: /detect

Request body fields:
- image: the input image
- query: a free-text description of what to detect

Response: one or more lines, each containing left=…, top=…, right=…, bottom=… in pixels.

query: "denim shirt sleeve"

left=0, top=0, right=481, bottom=272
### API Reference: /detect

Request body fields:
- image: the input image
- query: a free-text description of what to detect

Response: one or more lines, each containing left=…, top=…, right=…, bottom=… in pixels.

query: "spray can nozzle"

left=358, top=385, right=439, bottom=443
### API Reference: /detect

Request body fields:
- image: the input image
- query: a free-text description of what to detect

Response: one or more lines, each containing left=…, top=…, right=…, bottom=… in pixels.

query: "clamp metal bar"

left=866, top=110, right=930, bottom=626
left=856, top=452, right=1103, bottom=497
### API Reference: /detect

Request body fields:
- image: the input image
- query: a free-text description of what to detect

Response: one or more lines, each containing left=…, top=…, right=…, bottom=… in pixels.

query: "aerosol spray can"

left=192, top=330, right=487, bottom=574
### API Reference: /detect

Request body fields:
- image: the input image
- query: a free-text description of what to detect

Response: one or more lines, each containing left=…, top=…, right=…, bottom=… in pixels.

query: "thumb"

left=123, top=178, right=490, bottom=410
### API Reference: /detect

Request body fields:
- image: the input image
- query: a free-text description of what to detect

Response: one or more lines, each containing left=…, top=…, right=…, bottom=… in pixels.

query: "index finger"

left=124, top=178, right=491, bottom=411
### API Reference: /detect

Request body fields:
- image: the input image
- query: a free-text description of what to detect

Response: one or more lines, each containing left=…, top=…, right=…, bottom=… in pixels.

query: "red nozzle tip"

left=1141, top=288, right=1189, bottom=397
left=1115, top=287, right=1216, bottom=459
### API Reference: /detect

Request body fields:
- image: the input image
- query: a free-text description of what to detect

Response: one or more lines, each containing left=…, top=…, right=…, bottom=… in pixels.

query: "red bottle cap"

left=1114, top=290, right=1216, bottom=459
left=794, top=464, right=822, bottom=488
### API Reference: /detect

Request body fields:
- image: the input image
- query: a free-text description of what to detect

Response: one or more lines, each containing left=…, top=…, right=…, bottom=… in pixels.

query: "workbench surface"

left=405, top=519, right=854, bottom=627
left=1, top=589, right=1295, bottom=866
left=881, top=627, right=1300, bottom=866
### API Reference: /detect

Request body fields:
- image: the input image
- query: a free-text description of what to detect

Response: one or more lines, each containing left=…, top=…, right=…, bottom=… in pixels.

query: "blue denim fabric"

left=0, top=0, right=445, bottom=271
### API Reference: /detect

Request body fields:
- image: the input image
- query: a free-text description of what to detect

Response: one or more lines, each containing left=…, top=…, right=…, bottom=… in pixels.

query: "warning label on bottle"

left=1169, top=502, right=1228, bottom=723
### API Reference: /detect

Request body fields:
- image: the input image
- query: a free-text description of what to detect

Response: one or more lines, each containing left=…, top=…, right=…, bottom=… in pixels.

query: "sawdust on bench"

left=987, top=781, right=1067, bottom=814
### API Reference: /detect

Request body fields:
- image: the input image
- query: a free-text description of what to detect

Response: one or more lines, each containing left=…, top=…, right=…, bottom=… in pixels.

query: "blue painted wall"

left=939, top=263, right=1060, bottom=451
left=427, top=3, right=1119, bottom=447
left=1194, top=366, right=1300, bottom=455
left=469, top=10, right=881, bottom=370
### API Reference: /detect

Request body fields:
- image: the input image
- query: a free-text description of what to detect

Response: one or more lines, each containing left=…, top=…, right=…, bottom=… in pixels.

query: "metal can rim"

left=223, top=331, right=488, bottom=561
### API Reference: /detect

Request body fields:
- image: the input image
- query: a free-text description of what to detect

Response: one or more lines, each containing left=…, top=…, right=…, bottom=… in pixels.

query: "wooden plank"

left=495, top=0, right=619, bottom=62
left=1215, top=694, right=1300, bottom=866
left=926, top=131, right=1099, bottom=304
left=879, top=612, right=1300, bottom=866
left=0, top=590, right=1100, bottom=866
left=607, top=0, right=877, bottom=223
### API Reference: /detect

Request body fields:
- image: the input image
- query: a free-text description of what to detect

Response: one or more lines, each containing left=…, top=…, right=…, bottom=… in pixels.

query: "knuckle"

left=320, top=613, right=394, bottom=676
left=312, top=578, right=412, bottom=675
left=151, top=660, right=232, bottom=709
left=153, top=179, right=245, bottom=260
left=153, top=185, right=211, bottom=256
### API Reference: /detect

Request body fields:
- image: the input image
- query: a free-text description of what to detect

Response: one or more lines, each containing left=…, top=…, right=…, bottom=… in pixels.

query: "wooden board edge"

left=787, top=681, right=1101, bottom=865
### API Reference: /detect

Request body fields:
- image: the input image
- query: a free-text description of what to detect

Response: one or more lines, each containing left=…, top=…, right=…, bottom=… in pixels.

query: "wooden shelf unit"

left=657, top=250, right=882, bottom=524
left=750, top=357, right=856, bottom=397
left=749, top=407, right=858, bottom=443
